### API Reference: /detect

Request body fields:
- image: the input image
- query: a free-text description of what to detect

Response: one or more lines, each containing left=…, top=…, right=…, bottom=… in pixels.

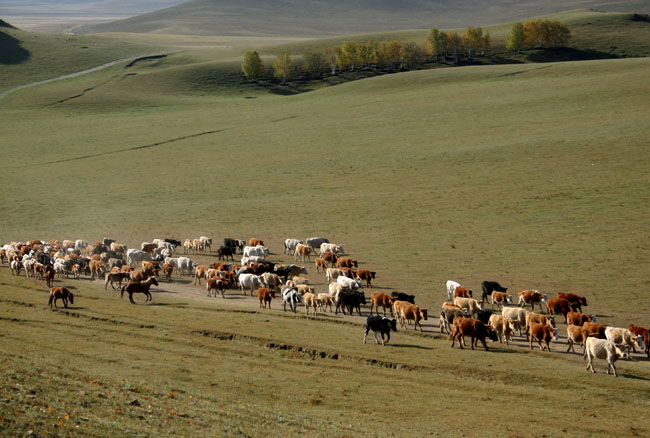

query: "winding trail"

left=0, top=56, right=140, bottom=101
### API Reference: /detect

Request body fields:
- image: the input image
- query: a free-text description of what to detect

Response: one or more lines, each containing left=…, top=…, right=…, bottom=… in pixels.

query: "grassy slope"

left=2, top=270, right=650, bottom=438
left=0, top=28, right=160, bottom=92
left=0, top=57, right=648, bottom=324
left=73, top=0, right=650, bottom=36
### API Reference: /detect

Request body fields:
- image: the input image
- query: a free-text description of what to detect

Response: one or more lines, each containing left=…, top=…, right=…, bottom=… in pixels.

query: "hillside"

left=74, top=0, right=650, bottom=36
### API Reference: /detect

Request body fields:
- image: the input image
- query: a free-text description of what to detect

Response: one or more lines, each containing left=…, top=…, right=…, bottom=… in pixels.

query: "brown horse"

left=121, top=277, right=158, bottom=304
left=49, top=287, right=74, bottom=309
left=45, top=265, right=56, bottom=288
left=104, top=271, right=131, bottom=290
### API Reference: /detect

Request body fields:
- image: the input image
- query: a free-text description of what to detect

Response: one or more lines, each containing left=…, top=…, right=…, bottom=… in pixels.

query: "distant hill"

left=0, top=19, right=18, bottom=29
left=74, top=0, right=650, bottom=37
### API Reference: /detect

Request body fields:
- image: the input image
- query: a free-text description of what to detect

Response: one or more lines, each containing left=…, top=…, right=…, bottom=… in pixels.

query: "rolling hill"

left=74, top=0, right=650, bottom=36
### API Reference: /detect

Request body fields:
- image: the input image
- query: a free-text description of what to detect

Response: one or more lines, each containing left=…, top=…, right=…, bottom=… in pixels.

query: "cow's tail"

left=48, top=294, right=53, bottom=307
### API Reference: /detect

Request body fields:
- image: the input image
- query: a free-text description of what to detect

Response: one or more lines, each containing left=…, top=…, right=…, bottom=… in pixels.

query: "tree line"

left=242, top=20, right=570, bottom=83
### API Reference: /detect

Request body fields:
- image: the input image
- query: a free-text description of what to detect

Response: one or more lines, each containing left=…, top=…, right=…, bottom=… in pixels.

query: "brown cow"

left=450, top=317, right=498, bottom=351
left=454, top=287, right=472, bottom=298
left=249, top=238, right=264, bottom=247
left=557, top=292, right=588, bottom=313
left=398, top=304, right=428, bottom=332
left=120, top=265, right=134, bottom=273
left=303, top=292, right=319, bottom=315
left=48, top=287, right=74, bottom=309
left=629, top=325, right=649, bottom=357
left=45, top=266, right=56, bottom=288
left=529, top=323, right=557, bottom=351
left=546, top=298, right=573, bottom=323
left=490, top=291, right=512, bottom=310
left=257, top=287, right=275, bottom=308
left=356, top=269, right=376, bottom=288
left=294, top=244, right=312, bottom=262
left=321, top=252, right=338, bottom=265
left=337, top=257, right=358, bottom=269
left=567, top=324, right=587, bottom=353
left=518, top=290, right=548, bottom=312
left=193, top=265, right=211, bottom=285
left=141, top=243, right=157, bottom=255
left=130, top=268, right=154, bottom=282
left=142, top=261, right=160, bottom=277
left=582, top=322, right=607, bottom=340
left=315, top=258, right=327, bottom=273
left=89, top=260, right=106, bottom=279
left=162, top=263, right=173, bottom=281
left=370, top=291, right=394, bottom=316
left=567, top=311, right=594, bottom=326
left=206, top=278, right=227, bottom=298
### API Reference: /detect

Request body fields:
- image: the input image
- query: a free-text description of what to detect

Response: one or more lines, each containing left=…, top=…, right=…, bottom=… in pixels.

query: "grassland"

left=1, top=8, right=649, bottom=437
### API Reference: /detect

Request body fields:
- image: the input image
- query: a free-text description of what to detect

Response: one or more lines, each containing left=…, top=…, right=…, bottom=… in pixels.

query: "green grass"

left=1, top=269, right=650, bottom=437
left=0, top=28, right=161, bottom=92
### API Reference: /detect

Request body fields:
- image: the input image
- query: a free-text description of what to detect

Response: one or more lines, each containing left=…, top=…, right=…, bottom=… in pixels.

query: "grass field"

left=1, top=8, right=650, bottom=437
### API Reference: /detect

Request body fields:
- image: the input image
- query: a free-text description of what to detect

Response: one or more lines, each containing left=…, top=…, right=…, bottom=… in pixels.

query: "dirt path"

left=0, top=56, right=141, bottom=101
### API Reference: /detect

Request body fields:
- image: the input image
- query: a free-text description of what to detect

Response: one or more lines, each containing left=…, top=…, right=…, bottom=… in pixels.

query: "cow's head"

left=420, top=309, right=428, bottom=320
left=388, top=318, right=397, bottom=332
left=486, top=327, right=498, bottom=342
left=552, top=328, right=559, bottom=341
left=548, top=315, right=556, bottom=328
left=635, top=335, right=645, bottom=351
left=506, top=295, right=513, bottom=304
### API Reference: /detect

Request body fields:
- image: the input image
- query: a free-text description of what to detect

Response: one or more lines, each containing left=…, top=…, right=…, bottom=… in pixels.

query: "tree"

left=462, top=26, right=485, bottom=60
left=337, top=40, right=362, bottom=71
left=401, top=42, right=426, bottom=70
left=426, top=28, right=448, bottom=61
left=321, top=46, right=340, bottom=75
left=524, top=20, right=547, bottom=48
left=358, top=40, right=379, bottom=68
left=506, top=22, right=525, bottom=54
left=481, top=30, right=491, bottom=55
left=446, top=32, right=462, bottom=63
left=273, top=50, right=292, bottom=84
left=241, top=50, right=264, bottom=80
left=302, top=52, right=324, bottom=78
left=547, top=21, right=571, bottom=48
left=378, top=41, right=402, bottom=71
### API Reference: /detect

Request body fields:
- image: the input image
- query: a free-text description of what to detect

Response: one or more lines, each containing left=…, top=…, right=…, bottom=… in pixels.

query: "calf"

left=363, top=316, right=397, bottom=346
left=206, top=278, right=226, bottom=298
left=317, top=293, right=334, bottom=312
left=629, top=325, right=649, bottom=357
left=454, top=287, right=472, bottom=298
left=529, top=323, right=558, bottom=351
left=450, top=317, right=498, bottom=351
left=490, top=291, right=512, bottom=310
left=337, top=257, right=358, bottom=269
left=370, top=291, right=394, bottom=316
left=315, top=258, right=327, bottom=273
left=525, top=312, right=555, bottom=339
left=453, top=297, right=482, bottom=319
left=257, top=287, right=275, bottom=308
left=440, top=307, right=466, bottom=335
left=584, top=338, right=627, bottom=377
left=481, top=281, right=508, bottom=303
left=303, top=292, right=319, bottom=315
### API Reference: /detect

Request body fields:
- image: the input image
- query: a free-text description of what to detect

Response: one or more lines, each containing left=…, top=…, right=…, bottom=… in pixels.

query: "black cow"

left=481, top=281, right=508, bottom=303
left=336, top=290, right=366, bottom=316
left=476, top=309, right=494, bottom=325
left=217, top=245, right=235, bottom=261
left=391, top=291, right=415, bottom=304
left=164, top=238, right=182, bottom=247
left=91, top=244, right=109, bottom=255
left=363, top=316, right=397, bottom=346
left=224, top=238, right=244, bottom=254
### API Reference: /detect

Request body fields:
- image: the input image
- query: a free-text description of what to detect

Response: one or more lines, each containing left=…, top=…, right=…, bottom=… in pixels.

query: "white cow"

left=306, top=237, right=329, bottom=254
left=502, top=306, right=529, bottom=336
left=177, top=257, right=194, bottom=276
left=454, top=297, right=483, bottom=319
left=243, top=245, right=268, bottom=259
left=326, top=268, right=347, bottom=284
left=127, top=249, right=152, bottom=267
left=74, top=240, right=88, bottom=252
left=261, top=272, right=283, bottom=291
left=284, top=239, right=303, bottom=255
left=605, top=327, right=645, bottom=356
left=241, top=256, right=265, bottom=265
left=282, top=287, right=302, bottom=312
left=199, top=236, right=212, bottom=252
left=446, top=280, right=461, bottom=300
left=336, top=275, right=363, bottom=290
left=584, top=337, right=628, bottom=377
left=238, top=273, right=264, bottom=296
left=320, top=243, right=344, bottom=255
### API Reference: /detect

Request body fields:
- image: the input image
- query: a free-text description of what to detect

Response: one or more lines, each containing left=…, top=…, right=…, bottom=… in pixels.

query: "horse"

left=49, top=287, right=74, bottom=309
left=104, top=271, right=131, bottom=290
left=121, top=277, right=159, bottom=304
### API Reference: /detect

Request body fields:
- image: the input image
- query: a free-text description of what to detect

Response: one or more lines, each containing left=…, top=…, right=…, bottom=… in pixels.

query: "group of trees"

left=426, top=26, right=491, bottom=63
left=242, top=39, right=430, bottom=83
left=242, top=21, right=570, bottom=83
left=506, top=20, right=571, bottom=53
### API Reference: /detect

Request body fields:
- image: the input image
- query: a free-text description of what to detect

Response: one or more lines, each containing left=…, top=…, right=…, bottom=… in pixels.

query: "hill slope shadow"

left=0, top=29, right=30, bottom=65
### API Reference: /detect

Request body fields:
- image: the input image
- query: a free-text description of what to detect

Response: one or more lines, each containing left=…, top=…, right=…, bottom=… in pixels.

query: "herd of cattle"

left=1, top=236, right=648, bottom=377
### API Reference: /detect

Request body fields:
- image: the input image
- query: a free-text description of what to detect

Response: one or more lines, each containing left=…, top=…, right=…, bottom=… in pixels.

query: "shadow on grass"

left=621, top=373, right=650, bottom=381
left=388, top=343, right=434, bottom=350
left=526, top=47, right=618, bottom=62
left=0, top=29, right=30, bottom=65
